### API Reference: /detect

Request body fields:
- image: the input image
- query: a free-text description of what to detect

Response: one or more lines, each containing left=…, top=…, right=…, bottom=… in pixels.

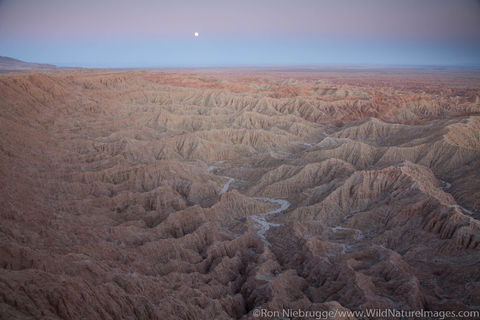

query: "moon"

left=194, top=32, right=199, bottom=37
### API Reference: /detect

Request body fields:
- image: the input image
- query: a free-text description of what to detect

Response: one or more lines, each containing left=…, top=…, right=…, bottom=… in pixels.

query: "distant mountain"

left=0, top=56, right=58, bottom=72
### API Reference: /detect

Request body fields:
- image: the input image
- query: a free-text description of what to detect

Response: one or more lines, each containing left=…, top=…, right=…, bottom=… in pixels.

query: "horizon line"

left=3, top=55, right=480, bottom=71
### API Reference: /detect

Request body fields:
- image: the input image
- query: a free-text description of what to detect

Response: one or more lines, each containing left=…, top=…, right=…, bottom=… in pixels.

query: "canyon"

left=0, top=68, right=479, bottom=319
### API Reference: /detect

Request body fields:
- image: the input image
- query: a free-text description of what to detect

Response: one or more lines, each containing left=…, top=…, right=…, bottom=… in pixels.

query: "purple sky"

left=1, top=0, right=480, bottom=67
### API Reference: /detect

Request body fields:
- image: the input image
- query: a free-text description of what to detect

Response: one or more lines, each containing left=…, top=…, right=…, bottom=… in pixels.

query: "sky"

left=0, top=0, right=480, bottom=68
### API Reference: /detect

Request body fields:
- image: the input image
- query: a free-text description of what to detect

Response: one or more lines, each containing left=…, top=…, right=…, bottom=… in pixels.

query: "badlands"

left=0, top=68, right=479, bottom=319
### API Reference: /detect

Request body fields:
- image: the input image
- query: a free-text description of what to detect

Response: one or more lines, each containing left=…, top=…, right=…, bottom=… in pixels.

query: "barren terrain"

left=0, top=68, right=479, bottom=319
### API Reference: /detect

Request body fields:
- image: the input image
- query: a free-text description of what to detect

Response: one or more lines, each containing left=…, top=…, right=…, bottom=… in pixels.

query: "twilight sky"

left=1, top=0, right=480, bottom=67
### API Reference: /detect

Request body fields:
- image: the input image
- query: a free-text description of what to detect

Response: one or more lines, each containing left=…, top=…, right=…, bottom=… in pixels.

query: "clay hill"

left=0, top=68, right=479, bottom=319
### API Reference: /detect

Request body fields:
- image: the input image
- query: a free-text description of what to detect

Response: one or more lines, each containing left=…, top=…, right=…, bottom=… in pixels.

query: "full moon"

left=194, top=32, right=199, bottom=37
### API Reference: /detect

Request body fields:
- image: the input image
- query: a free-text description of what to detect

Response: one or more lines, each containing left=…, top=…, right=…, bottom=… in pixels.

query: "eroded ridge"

left=0, top=69, right=479, bottom=319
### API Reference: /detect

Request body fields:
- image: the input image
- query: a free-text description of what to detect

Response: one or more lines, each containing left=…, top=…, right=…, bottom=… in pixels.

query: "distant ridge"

left=0, top=56, right=57, bottom=72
